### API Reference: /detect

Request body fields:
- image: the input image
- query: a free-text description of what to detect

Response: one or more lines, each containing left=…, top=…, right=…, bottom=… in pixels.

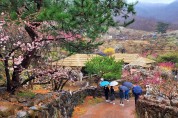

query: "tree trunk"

left=54, top=81, right=58, bottom=91
left=12, top=67, right=21, bottom=85
left=11, top=24, right=38, bottom=91
left=96, top=76, right=101, bottom=88
left=60, top=79, right=69, bottom=91
left=4, top=58, right=11, bottom=91
left=11, top=50, right=36, bottom=90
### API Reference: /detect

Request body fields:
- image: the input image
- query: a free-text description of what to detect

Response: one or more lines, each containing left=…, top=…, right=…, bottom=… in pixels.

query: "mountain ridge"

left=127, top=0, right=178, bottom=31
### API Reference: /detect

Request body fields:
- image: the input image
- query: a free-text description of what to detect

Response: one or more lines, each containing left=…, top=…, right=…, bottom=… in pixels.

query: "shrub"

left=85, top=56, right=123, bottom=81
left=103, top=48, right=115, bottom=56
left=157, top=52, right=178, bottom=63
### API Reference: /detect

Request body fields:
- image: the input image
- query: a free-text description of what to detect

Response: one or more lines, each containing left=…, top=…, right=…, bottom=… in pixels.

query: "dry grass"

left=32, top=89, right=50, bottom=94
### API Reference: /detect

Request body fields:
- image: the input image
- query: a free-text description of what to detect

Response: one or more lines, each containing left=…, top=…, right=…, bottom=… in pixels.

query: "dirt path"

left=78, top=98, right=135, bottom=118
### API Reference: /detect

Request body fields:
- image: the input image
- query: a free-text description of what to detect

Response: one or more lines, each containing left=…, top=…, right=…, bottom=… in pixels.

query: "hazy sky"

left=127, top=0, right=175, bottom=4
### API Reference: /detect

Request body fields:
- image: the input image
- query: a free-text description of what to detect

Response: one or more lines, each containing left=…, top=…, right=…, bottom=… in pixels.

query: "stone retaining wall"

left=136, top=99, right=178, bottom=118
left=14, top=87, right=103, bottom=118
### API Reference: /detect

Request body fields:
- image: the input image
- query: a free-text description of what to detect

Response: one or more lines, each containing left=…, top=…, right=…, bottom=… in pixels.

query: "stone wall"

left=136, top=98, right=178, bottom=118
left=14, top=86, right=103, bottom=118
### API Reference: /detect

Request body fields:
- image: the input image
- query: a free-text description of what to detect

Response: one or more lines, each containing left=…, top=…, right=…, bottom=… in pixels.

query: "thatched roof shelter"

left=129, top=57, right=156, bottom=67
left=52, top=54, right=99, bottom=67
left=112, top=53, right=140, bottom=63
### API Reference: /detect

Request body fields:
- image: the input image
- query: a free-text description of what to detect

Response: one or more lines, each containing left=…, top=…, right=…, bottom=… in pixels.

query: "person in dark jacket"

left=104, top=86, right=110, bottom=102
left=110, top=86, right=115, bottom=104
left=133, top=92, right=139, bottom=105
left=110, top=86, right=115, bottom=95
left=132, top=85, right=142, bottom=105
left=119, top=88, right=125, bottom=106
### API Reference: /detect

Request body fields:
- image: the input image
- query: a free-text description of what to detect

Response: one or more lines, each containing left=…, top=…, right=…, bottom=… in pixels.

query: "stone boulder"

left=16, top=111, right=29, bottom=118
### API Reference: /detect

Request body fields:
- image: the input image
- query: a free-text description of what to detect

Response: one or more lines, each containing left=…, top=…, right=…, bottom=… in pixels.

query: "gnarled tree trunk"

left=11, top=24, right=38, bottom=91
left=4, top=57, right=11, bottom=91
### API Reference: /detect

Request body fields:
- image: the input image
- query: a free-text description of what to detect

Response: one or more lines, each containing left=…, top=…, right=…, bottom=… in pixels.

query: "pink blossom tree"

left=0, top=22, right=81, bottom=92
left=0, top=0, right=136, bottom=92
left=151, top=78, right=178, bottom=105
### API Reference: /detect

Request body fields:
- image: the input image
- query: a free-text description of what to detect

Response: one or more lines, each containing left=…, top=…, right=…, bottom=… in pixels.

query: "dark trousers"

left=135, top=95, right=139, bottom=104
left=125, top=94, right=129, bottom=100
left=120, top=98, right=124, bottom=104
left=105, top=94, right=109, bottom=100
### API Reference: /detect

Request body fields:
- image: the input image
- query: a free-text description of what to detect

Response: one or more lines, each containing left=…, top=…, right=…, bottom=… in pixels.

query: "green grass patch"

left=17, top=91, right=36, bottom=98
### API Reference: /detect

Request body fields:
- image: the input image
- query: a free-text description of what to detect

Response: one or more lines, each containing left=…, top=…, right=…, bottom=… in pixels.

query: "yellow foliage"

left=104, top=48, right=115, bottom=56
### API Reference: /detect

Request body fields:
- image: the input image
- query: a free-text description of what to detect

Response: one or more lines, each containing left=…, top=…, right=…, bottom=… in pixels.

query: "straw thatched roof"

left=112, top=53, right=140, bottom=63
left=52, top=53, right=155, bottom=67
left=52, top=54, right=99, bottom=67
left=129, top=57, right=156, bottom=67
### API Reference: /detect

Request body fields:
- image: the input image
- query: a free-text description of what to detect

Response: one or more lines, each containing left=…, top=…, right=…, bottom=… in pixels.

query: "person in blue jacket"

left=125, top=89, right=130, bottom=101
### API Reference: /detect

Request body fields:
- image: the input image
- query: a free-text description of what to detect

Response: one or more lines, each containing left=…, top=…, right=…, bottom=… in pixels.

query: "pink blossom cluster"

left=36, top=67, right=69, bottom=82
left=0, top=20, right=5, bottom=28
left=14, top=56, right=24, bottom=65
left=59, top=31, right=82, bottom=41
left=141, top=52, right=149, bottom=57
left=0, top=21, right=9, bottom=43
left=132, top=75, right=140, bottom=83
left=122, top=69, right=130, bottom=77
left=142, top=77, right=161, bottom=85
left=151, top=53, right=158, bottom=58
left=0, top=33, right=9, bottom=43
left=13, top=39, right=47, bottom=51
left=130, top=71, right=163, bottom=86
left=158, top=62, right=175, bottom=70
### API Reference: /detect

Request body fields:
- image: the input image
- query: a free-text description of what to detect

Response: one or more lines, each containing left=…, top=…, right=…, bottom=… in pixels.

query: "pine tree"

left=156, top=22, right=169, bottom=34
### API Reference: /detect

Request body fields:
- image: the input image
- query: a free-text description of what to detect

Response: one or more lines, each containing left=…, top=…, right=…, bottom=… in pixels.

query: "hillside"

left=128, top=16, right=178, bottom=32
left=127, top=0, right=178, bottom=31
left=128, top=16, right=157, bottom=31
left=99, top=27, right=178, bottom=54
left=101, top=27, right=150, bottom=41
left=135, top=1, right=178, bottom=24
